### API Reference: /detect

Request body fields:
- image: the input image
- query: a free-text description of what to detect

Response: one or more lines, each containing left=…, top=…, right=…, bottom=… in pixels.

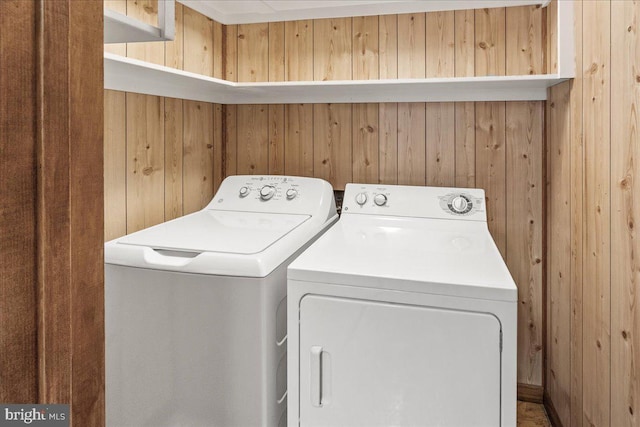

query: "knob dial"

left=286, top=188, right=298, bottom=200
left=355, top=192, right=368, bottom=205
left=374, top=193, right=387, bottom=206
left=259, top=185, right=276, bottom=200
left=239, top=186, right=250, bottom=197
left=450, top=196, right=469, bottom=213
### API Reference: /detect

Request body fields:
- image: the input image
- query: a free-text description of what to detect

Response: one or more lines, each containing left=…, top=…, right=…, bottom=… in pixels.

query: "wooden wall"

left=104, top=0, right=224, bottom=240
left=104, top=4, right=547, bottom=391
left=546, top=0, right=640, bottom=425
left=223, top=6, right=547, bottom=390
left=1, top=0, right=105, bottom=424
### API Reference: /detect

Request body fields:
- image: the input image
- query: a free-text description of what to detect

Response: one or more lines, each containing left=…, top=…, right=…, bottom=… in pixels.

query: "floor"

left=517, top=401, right=551, bottom=427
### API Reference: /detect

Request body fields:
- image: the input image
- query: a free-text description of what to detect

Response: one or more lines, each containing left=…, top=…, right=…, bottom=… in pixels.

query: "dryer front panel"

left=298, top=295, right=501, bottom=427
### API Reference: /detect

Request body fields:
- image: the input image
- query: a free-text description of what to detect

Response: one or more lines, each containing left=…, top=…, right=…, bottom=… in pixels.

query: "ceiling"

left=177, top=0, right=546, bottom=24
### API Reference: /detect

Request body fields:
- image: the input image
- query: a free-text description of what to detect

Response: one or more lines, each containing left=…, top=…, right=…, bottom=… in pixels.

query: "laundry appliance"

left=287, top=183, right=517, bottom=427
left=105, top=175, right=337, bottom=427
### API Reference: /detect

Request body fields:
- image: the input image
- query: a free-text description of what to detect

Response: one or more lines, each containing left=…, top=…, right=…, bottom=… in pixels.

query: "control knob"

left=450, top=196, right=469, bottom=213
left=260, top=185, right=276, bottom=200
left=239, top=186, right=250, bottom=197
left=374, top=193, right=387, bottom=206
left=286, top=188, right=298, bottom=200
left=355, top=192, right=368, bottom=205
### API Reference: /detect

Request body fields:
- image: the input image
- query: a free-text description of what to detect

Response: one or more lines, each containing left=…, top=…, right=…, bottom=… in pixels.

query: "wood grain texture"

left=426, top=11, right=455, bottom=78
left=455, top=102, right=476, bottom=188
left=183, top=100, right=214, bottom=213
left=611, top=1, right=640, bottom=425
left=104, top=0, right=126, bottom=56
left=284, top=20, right=313, bottom=81
left=213, top=104, right=224, bottom=192
left=224, top=24, right=238, bottom=82
left=126, top=0, right=164, bottom=65
left=165, top=3, right=184, bottom=70
left=164, top=97, right=184, bottom=220
left=284, top=104, right=314, bottom=177
left=506, top=5, right=544, bottom=75
left=104, top=90, right=127, bottom=240
left=183, top=6, right=213, bottom=77
left=314, top=18, right=352, bottom=81
left=546, top=82, right=572, bottom=427
left=379, top=15, right=398, bottom=185
left=546, top=0, right=558, bottom=75
left=475, top=7, right=506, bottom=76
left=582, top=1, right=611, bottom=425
left=352, top=104, right=379, bottom=183
left=213, top=20, right=224, bottom=79
left=238, top=23, right=269, bottom=82
left=476, top=102, right=506, bottom=256
left=397, top=102, right=426, bottom=186
left=506, top=101, right=544, bottom=387
left=455, top=9, right=475, bottom=78
left=426, top=103, right=455, bottom=186
left=269, top=22, right=285, bottom=175
left=126, top=93, right=165, bottom=233
left=313, top=104, right=352, bottom=188
left=353, top=16, right=379, bottom=80
left=237, top=105, right=269, bottom=175
left=0, top=0, right=38, bottom=403
left=68, top=1, right=104, bottom=422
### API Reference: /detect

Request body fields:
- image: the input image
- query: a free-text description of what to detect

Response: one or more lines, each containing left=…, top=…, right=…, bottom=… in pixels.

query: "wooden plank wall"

left=104, top=1, right=224, bottom=240
left=223, top=5, right=546, bottom=389
left=545, top=0, right=640, bottom=425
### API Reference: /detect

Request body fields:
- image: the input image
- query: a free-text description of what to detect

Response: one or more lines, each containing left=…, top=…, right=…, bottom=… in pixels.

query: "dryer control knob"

left=374, top=194, right=387, bottom=206
left=260, top=185, right=276, bottom=200
left=355, top=192, right=368, bottom=205
left=239, top=186, right=250, bottom=197
left=450, top=196, right=469, bottom=213
left=286, top=188, right=298, bottom=200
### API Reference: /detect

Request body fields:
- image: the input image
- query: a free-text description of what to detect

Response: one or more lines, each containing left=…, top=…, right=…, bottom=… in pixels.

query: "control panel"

left=342, top=183, right=486, bottom=221
left=206, top=175, right=336, bottom=216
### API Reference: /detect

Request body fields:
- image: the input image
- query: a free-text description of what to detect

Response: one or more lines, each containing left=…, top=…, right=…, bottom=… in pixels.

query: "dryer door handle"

left=310, top=346, right=323, bottom=407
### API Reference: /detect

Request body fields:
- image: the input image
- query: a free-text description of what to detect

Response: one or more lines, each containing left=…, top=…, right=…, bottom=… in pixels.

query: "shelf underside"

left=105, top=53, right=568, bottom=104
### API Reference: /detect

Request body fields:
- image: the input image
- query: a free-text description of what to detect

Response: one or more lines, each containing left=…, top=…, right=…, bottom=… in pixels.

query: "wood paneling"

left=611, top=1, right=640, bottom=425
left=183, top=101, right=214, bottom=213
left=0, top=0, right=38, bottom=403
left=105, top=90, right=127, bottom=239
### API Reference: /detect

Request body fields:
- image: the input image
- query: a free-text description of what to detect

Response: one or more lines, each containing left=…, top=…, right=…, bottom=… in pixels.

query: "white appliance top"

left=105, top=175, right=337, bottom=277
left=288, top=183, right=517, bottom=302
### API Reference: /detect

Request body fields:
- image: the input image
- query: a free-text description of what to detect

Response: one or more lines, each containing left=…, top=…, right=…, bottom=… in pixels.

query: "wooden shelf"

left=104, top=53, right=568, bottom=104
left=178, top=0, right=551, bottom=25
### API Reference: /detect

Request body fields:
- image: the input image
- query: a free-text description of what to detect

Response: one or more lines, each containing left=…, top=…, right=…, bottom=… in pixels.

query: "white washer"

left=105, top=175, right=337, bottom=427
left=287, top=183, right=517, bottom=427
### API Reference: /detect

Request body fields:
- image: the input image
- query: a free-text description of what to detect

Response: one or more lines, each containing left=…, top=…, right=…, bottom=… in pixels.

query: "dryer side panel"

left=298, top=295, right=501, bottom=427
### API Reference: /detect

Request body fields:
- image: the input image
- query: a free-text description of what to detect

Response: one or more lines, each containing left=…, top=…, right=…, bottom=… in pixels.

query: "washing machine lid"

left=117, top=210, right=310, bottom=254
left=288, top=214, right=517, bottom=302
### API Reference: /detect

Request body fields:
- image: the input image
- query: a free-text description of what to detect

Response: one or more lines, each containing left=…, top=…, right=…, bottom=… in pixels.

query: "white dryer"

left=287, top=183, right=517, bottom=427
left=105, top=175, right=337, bottom=427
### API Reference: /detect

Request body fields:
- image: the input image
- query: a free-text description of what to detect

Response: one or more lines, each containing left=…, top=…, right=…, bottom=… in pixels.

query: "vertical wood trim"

left=582, top=1, right=611, bottom=425
left=164, top=97, right=184, bottom=220
left=183, top=101, right=214, bottom=213
left=68, top=0, right=105, bottom=421
left=213, top=103, right=224, bottom=192
left=476, top=102, right=507, bottom=256
left=224, top=24, right=238, bottom=82
left=611, top=1, right=640, bottom=425
left=213, top=20, right=224, bottom=79
left=104, top=90, right=127, bottom=240
left=506, top=5, right=544, bottom=75
left=546, top=0, right=558, bottom=74
left=224, top=105, right=238, bottom=176
left=475, top=7, right=506, bottom=76
left=126, top=94, right=165, bottom=233
left=506, top=102, right=544, bottom=387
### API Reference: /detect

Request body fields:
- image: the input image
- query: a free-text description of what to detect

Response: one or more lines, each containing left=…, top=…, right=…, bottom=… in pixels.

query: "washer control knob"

left=286, top=188, right=298, bottom=200
left=259, top=185, right=276, bottom=200
left=374, top=193, right=387, bottom=206
left=450, top=196, right=469, bottom=213
left=355, top=192, right=368, bottom=205
left=239, top=186, right=250, bottom=197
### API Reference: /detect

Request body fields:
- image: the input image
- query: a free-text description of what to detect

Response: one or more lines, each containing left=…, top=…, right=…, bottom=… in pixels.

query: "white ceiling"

left=177, top=0, right=547, bottom=24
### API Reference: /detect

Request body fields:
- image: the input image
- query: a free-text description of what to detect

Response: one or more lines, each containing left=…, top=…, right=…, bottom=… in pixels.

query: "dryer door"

left=298, top=295, right=501, bottom=427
